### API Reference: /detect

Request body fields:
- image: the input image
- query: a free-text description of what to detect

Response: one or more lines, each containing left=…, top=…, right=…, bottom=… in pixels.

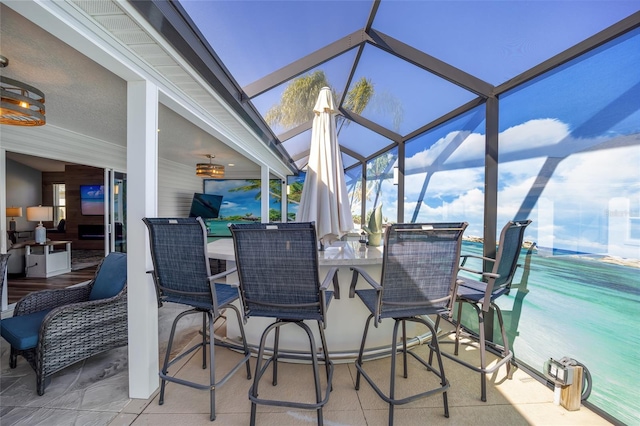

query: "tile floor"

left=1, top=303, right=610, bottom=426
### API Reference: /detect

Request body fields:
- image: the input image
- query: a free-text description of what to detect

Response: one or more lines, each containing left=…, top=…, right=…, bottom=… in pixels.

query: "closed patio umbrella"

left=296, top=87, right=354, bottom=246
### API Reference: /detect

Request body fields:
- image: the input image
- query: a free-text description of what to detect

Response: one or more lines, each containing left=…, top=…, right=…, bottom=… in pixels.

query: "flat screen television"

left=189, top=193, right=223, bottom=219
left=80, top=184, right=105, bottom=215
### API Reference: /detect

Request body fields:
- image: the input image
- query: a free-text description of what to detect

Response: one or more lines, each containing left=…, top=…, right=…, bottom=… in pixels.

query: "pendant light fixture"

left=196, top=154, right=225, bottom=178
left=0, top=55, right=46, bottom=126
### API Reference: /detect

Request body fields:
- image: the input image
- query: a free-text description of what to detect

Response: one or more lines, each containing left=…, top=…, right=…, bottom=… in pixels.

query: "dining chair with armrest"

left=351, top=222, right=468, bottom=425
left=435, top=219, right=532, bottom=402
left=229, top=222, right=337, bottom=426
left=143, top=217, right=251, bottom=422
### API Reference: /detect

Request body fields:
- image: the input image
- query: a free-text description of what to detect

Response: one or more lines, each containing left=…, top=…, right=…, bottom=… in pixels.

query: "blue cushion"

left=0, top=309, right=52, bottom=350
left=89, top=252, right=127, bottom=301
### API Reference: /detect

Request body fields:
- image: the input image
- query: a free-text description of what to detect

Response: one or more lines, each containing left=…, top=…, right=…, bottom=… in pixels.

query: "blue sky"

left=182, top=1, right=639, bottom=256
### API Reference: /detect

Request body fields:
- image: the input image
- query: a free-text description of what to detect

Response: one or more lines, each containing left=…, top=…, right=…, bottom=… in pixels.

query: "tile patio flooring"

left=1, top=303, right=610, bottom=425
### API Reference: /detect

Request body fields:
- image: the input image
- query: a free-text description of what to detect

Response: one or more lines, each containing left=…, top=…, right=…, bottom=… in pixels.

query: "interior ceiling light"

left=196, top=154, right=225, bottom=178
left=0, top=55, right=46, bottom=126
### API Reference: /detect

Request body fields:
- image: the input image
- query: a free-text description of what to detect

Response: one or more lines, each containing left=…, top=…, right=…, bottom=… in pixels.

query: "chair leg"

left=9, top=347, right=17, bottom=368
left=159, top=311, right=184, bottom=405
left=427, top=321, right=450, bottom=418
left=296, top=321, right=324, bottom=426
left=36, top=372, right=45, bottom=396
left=454, top=300, right=464, bottom=356
left=477, top=308, right=487, bottom=402
left=202, top=311, right=208, bottom=370
left=273, top=322, right=280, bottom=386
left=388, top=319, right=402, bottom=426
left=227, top=303, right=252, bottom=379
left=207, top=311, right=216, bottom=421
left=355, top=314, right=374, bottom=391
left=318, top=321, right=332, bottom=391
left=493, top=303, right=512, bottom=378
left=402, top=320, right=408, bottom=378
left=250, top=321, right=278, bottom=426
left=428, top=315, right=441, bottom=365
left=357, top=315, right=450, bottom=424
left=249, top=320, right=332, bottom=426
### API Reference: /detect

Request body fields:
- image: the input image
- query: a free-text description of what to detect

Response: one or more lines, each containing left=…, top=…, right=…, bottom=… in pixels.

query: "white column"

left=127, top=80, right=159, bottom=398
left=1, top=148, right=7, bottom=311
left=261, top=166, right=270, bottom=223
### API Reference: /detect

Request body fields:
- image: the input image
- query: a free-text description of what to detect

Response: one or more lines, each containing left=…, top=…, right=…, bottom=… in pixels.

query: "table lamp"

left=6, top=206, right=22, bottom=231
left=27, top=205, right=53, bottom=244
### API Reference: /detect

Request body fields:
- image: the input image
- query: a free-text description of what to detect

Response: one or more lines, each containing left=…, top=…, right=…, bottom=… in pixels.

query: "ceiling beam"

left=367, top=29, right=494, bottom=98
left=243, top=29, right=371, bottom=99
left=339, top=109, right=403, bottom=142
left=495, top=11, right=640, bottom=95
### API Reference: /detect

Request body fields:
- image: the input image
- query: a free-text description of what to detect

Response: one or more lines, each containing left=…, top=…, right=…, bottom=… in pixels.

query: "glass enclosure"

left=491, top=29, right=640, bottom=424
left=173, top=1, right=639, bottom=421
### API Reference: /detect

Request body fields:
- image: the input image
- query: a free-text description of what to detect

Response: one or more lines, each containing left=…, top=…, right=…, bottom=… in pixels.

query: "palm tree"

left=264, top=70, right=330, bottom=129
left=229, top=179, right=282, bottom=203
left=265, top=70, right=374, bottom=135
left=366, top=151, right=396, bottom=209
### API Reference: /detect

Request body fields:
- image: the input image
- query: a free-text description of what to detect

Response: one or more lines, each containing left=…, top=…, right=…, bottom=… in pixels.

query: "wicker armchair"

left=0, top=252, right=127, bottom=395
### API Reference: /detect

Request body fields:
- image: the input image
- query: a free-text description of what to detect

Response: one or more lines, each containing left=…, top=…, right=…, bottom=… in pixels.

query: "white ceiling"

left=0, top=3, right=261, bottom=175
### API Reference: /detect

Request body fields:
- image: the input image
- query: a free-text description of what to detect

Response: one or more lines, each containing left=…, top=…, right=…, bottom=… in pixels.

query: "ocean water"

left=459, top=242, right=640, bottom=425
left=204, top=219, right=257, bottom=237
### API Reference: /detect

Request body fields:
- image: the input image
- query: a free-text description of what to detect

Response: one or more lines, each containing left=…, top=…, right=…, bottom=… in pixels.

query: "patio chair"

left=0, top=252, right=127, bottom=395
left=351, top=222, right=467, bottom=425
left=435, top=219, right=532, bottom=402
left=143, top=217, right=251, bottom=422
left=229, top=222, right=337, bottom=426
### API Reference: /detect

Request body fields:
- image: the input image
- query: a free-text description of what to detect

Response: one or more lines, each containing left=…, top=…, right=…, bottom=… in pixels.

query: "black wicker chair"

left=435, top=219, right=532, bottom=402
left=0, top=252, right=127, bottom=395
left=229, top=222, right=337, bottom=426
left=350, top=222, right=467, bottom=425
left=143, top=217, right=251, bottom=422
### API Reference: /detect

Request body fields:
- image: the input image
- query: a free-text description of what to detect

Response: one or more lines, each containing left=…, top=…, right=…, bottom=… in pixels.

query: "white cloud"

left=395, top=117, right=639, bottom=254
left=499, top=118, right=570, bottom=153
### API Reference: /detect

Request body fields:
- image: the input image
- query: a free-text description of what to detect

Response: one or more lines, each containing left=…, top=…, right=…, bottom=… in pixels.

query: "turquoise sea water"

left=459, top=241, right=640, bottom=425
left=205, top=219, right=257, bottom=237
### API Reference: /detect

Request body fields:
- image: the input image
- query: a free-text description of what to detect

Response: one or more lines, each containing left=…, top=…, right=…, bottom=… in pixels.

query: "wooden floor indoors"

left=6, top=266, right=98, bottom=305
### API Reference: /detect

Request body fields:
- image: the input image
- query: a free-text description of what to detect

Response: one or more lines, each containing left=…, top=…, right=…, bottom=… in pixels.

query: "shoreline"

left=462, top=236, right=639, bottom=269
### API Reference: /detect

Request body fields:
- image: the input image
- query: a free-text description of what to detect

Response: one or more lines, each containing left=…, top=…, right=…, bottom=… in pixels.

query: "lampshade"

left=196, top=154, right=225, bottom=178
left=26, top=205, right=53, bottom=223
left=0, top=56, right=46, bottom=126
left=6, top=206, right=23, bottom=232
left=6, top=207, right=23, bottom=218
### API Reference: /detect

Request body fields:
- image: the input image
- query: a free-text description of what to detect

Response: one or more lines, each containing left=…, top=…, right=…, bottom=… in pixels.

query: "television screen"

left=80, top=185, right=105, bottom=215
left=189, top=193, right=223, bottom=219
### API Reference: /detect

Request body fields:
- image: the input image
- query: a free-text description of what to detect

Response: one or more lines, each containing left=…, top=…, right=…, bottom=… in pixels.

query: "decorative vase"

left=363, top=205, right=384, bottom=247
left=367, top=232, right=382, bottom=247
